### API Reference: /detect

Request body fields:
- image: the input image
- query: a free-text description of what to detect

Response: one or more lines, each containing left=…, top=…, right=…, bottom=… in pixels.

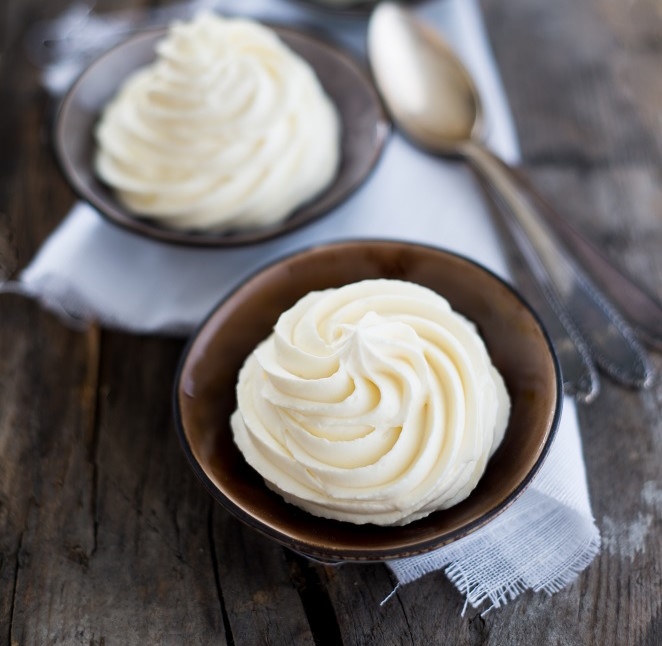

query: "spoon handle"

left=462, top=140, right=653, bottom=389
left=508, top=168, right=662, bottom=351
left=476, top=176, right=600, bottom=402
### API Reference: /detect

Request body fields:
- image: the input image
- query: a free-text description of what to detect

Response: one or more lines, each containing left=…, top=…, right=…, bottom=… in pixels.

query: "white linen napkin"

left=11, top=0, right=599, bottom=611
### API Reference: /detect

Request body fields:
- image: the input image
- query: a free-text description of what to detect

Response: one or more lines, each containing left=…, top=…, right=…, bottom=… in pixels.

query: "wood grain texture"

left=212, top=513, right=314, bottom=645
left=481, top=1, right=662, bottom=644
left=0, top=0, right=661, bottom=644
left=2, top=324, right=226, bottom=644
left=0, top=0, right=75, bottom=277
left=482, top=0, right=662, bottom=167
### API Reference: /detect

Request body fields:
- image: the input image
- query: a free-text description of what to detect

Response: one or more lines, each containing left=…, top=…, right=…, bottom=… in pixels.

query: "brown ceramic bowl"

left=53, top=25, right=388, bottom=247
left=174, top=241, right=562, bottom=561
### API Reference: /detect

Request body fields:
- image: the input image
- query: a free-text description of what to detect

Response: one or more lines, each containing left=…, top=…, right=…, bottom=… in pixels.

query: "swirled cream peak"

left=231, top=279, right=510, bottom=526
left=94, top=13, right=340, bottom=231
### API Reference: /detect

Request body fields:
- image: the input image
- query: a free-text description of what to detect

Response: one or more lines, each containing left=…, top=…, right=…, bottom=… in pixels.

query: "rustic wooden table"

left=2, top=0, right=661, bottom=644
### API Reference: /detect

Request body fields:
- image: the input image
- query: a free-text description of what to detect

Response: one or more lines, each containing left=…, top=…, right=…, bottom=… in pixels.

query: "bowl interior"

left=54, top=25, right=388, bottom=246
left=175, top=241, right=561, bottom=560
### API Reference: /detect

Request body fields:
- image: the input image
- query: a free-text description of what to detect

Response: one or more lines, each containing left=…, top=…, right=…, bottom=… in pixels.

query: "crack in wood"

left=469, top=610, right=489, bottom=640
left=390, top=580, right=415, bottom=646
left=82, top=323, right=102, bottom=558
left=284, top=551, right=343, bottom=646
left=8, top=529, right=24, bottom=645
left=207, top=504, right=234, bottom=646
left=170, top=496, right=182, bottom=562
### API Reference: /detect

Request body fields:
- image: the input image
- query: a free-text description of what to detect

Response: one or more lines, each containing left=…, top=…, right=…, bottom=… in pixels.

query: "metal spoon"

left=367, top=2, right=653, bottom=393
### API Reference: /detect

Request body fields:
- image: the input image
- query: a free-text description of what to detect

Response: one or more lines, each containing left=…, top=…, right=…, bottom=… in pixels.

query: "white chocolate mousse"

left=95, top=13, right=340, bottom=231
left=231, top=279, right=510, bottom=526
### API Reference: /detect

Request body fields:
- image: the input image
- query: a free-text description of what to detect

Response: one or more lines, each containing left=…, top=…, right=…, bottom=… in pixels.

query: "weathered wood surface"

left=1, top=0, right=661, bottom=644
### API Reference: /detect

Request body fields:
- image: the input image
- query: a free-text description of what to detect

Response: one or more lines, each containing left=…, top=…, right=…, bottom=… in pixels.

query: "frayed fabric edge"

left=442, top=532, right=601, bottom=615
left=536, top=534, right=601, bottom=596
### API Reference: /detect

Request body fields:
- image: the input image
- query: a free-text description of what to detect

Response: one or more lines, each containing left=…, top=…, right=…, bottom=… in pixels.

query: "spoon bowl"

left=368, top=4, right=482, bottom=153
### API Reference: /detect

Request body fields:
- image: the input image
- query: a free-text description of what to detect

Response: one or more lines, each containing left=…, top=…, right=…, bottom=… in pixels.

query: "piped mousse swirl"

left=95, top=13, right=340, bottom=231
left=231, top=279, right=510, bottom=526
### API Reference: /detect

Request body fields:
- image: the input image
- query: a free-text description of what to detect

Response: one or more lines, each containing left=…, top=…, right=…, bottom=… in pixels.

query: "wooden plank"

left=212, top=512, right=316, bottom=645
left=320, top=563, right=413, bottom=645
left=0, top=299, right=99, bottom=644
left=482, top=0, right=662, bottom=167
left=5, top=330, right=228, bottom=643
left=0, top=0, right=78, bottom=277
left=527, top=166, right=662, bottom=302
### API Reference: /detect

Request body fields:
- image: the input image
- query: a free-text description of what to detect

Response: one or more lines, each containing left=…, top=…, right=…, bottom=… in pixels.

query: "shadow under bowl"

left=174, top=240, right=562, bottom=561
left=53, top=25, right=389, bottom=247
